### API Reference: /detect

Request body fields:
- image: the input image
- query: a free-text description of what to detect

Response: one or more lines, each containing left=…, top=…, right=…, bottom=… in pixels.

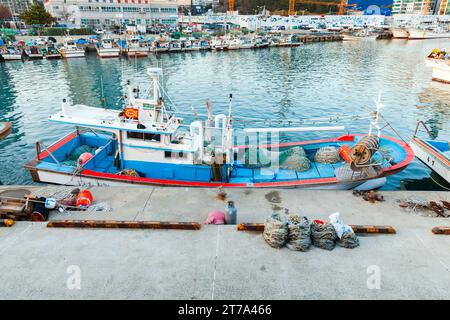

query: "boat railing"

left=414, top=120, right=433, bottom=139
left=35, top=141, right=61, bottom=166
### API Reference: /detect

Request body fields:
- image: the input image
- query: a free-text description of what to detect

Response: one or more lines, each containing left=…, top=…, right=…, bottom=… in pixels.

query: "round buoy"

left=76, top=190, right=93, bottom=208
left=78, top=152, right=93, bottom=165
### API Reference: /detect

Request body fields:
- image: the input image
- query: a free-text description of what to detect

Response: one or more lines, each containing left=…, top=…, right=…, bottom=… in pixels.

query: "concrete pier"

left=0, top=186, right=449, bottom=299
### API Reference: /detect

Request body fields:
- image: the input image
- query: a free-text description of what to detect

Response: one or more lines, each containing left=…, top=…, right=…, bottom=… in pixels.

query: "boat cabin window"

left=164, top=151, right=186, bottom=159
left=127, top=131, right=160, bottom=142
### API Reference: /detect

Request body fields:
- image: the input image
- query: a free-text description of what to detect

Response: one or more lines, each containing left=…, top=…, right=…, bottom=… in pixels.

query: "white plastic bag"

left=329, top=212, right=353, bottom=239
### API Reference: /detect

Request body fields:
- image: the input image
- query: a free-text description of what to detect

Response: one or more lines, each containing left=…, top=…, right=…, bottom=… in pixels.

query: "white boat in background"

left=125, top=36, right=148, bottom=58
left=96, top=36, right=120, bottom=58
left=211, top=38, right=228, bottom=51
left=392, top=28, right=410, bottom=39
left=0, top=46, right=22, bottom=61
left=59, top=37, right=85, bottom=58
left=425, top=48, right=450, bottom=83
left=407, top=27, right=450, bottom=39
left=410, top=121, right=450, bottom=184
left=226, top=38, right=241, bottom=50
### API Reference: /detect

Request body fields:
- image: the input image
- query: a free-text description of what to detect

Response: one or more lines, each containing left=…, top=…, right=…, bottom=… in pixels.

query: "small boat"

left=239, top=38, right=254, bottom=49
left=0, top=122, right=12, bottom=140
left=407, top=26, right=450, bottom=40
left=168, top=40, right=182, bottom=52
left=211, top=38, right=228, bottom=51
left=24, top=46, right=44, bottom=60
left=410, top=121, right=450, bottom=184
left=392, top=27, right=410, bottom=39
left=254, top=37, right=269, bottom=49
left=150, top=40, right=170, bottom=53
left=226, top=38, right=241, bottom=50
left=125, top=36, right=148, bottom=58
left=425, top=48, right=450, bottom=84
left=25, top=70, right=413, bottom=189
left=96, top=36, right=120, bottom=58
left=0, top=46, right=23, bottom=61
left=199, top=40, right=211, bottom=50
left=42, top=43, right=62, bottom=60
left=59, top=37, right=86, bottom=58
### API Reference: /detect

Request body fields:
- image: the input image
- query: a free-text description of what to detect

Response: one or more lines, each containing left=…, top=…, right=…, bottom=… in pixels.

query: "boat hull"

left=0, top=122, right=12, bottom=140
left=1, top=54, right=22, bottom=61
left=407, top=28, right=450, bottom=40
left=97, top=48, right=120, bottom=58
left=425, top=58, right=450, bottom=83
left=25, top=132, right=413, bottom=190
left=60, top=50, right=86, bottom=58
left=410, top=137, right=450, bottom=184
left=392, top=28, right=409, bottom=39
left=126, top=49, right=148, bottom=57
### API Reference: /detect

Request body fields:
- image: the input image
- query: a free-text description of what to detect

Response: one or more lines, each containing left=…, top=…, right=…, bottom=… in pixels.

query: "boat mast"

left=226, top=94, right=233, bottom=163
left=369, top=94, right=383, bottom=138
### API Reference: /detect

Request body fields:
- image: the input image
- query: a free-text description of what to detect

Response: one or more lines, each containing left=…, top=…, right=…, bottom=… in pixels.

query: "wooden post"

left=432, top=227, right=450, bottom=235
left=47, top=220, right=201, bottom=230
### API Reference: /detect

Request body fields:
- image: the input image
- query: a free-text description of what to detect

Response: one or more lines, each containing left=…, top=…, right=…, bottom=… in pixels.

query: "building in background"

left=43, top=0, right=178, bottom=28
left=392, top=0, right=449, bottom=14
left=0, top=0, right=34, bottom=16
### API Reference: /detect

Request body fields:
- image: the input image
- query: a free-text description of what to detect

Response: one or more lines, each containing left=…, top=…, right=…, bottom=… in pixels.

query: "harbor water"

left=0, top=39, right=449, bottom=189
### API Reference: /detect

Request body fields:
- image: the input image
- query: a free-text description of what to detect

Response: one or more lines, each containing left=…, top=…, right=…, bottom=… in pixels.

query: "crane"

left=229, top=0, right=235, bottom=12
left=288, top=0, right=357, bottom=16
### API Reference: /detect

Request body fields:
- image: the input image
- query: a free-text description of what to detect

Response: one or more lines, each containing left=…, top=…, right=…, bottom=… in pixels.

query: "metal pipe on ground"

left=1, top=219, right=15, bottom=227
left=237, top=223, right=396, bottom=234
left=47, top=220, right=201, bottom=230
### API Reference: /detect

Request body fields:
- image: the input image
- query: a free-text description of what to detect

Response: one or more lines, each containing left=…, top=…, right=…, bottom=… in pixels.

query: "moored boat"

left=24, top=69, right=414, bottom=190
left=410, top=121, right=450, bottom=184
left=59, top=37, right=86, bottom=58
left=42, top=43, right=62, bottom=59
left=0, top=122, right=12, bottom=140
left=24, top=46, right=44, bottom=60
left=0, top=45, right=23, bottom=61
left=125, top=36, right=148, bottom=58
left=392, top=27, right=409, bottom=39
left=425, top=48, right=450, bottom=84
left=96, top=36, right=120, bottom=58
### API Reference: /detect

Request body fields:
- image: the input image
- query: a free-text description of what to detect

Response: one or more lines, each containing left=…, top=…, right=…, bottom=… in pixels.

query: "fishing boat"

left=168, top=40, right=182, bottom=52
left=211, top=38, right=228, bottom=51
left=0, top=122, right=12, bottom=140
left=0, top=46, right=22, bottom=61
left=42, top=43, right=62, bottom=60
left=24, top=68, right=414, bottom=189
left=407, top=25, right=450, bottom=40
left=392, top=27, right=409, bottom=39
left=24, top=46, right=44, bottom=60
left=425, top=48, right=450, bottom=84
left=58, top=37, right=85, bottom=58
left=125, top=36, right=148, bottom=58
left=410, top=121, right=449, bottom=184
left=150, top=40, right=170, bottom=53
left=199, top=40, right=211, bottom=50
left=96, top=36, right=120, bottom=58
left=226, top=38, right=241, bottom=50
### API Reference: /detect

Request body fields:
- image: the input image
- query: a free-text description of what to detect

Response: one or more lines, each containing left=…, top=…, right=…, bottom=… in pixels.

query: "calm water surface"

left=0, top=39, right=449, bottom=189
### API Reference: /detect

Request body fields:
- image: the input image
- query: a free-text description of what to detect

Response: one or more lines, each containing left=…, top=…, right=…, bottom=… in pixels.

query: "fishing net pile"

left=263, top=214, right=288, bottom=248
left=61, top=145, right=97, bottom=167
left=240, top=146, right=310, bottom=172
left=336, top=230, right=359, bottom=249
left=314, top=146, right=341, bottom=164
left=310, top=221, right=338, bottom=251
left=286, top=215, right=311, bottom=251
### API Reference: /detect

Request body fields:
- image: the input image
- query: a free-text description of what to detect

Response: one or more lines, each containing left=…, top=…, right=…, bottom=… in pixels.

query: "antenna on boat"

left=101, top=76, right=107, bottom=109
left=369, top=93, right=383, bottom=138
left=226, top=94, right=233, bottom=163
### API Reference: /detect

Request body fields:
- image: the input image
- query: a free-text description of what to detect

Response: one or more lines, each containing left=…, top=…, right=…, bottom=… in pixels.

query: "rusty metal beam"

left=47, top=220, right=201, bottom=230
left=237, top=223, right=396, bottom=234
left=1, top=219, right=15, bottom=227
left=432, top=226, right=450, bottom=235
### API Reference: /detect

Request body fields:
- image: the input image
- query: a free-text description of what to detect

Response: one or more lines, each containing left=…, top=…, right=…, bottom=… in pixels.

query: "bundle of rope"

left=286, top=215, right=311, bottom=251
left=263, top=214, right=288, bottom=248
left=336, top=230, right=359, bottom=249
left=314, top=146, right=341, bottom=164
left=310, top=220, right=337, bottom=251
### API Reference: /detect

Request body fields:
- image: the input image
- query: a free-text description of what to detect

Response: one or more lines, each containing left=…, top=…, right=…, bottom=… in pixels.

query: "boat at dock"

left=410, top=121, right=449, bottom=184
left=24, top=68, right=414, bottom=189
left=124, top=36, right=148, bottom=58
left=407, top=27, right=450, bottom=40
left=392, top=27, right=410, bottom=39
left=0, top=122, right=12, bottom=140
left=24, top=46, right=44, bottom=60
left=58, top=37, right=86, bottom=58
left=425, top=48, right=450, bottom=84
left=0, top=45, right=22, bottom=61
left=42, top=43, right=62, bottom=60
left=96, top=36, right=120, bottom=58
left=211, top=38, right=228, bottom=51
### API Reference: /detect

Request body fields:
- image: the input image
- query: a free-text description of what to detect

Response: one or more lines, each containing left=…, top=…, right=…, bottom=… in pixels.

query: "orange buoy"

left=338, top=144, right=352, bottom=163
left=124, top=108, right=139, bottom=120
left=78, top=152, right=93, bottom=165
left=76, top=190, right=93, bottom=208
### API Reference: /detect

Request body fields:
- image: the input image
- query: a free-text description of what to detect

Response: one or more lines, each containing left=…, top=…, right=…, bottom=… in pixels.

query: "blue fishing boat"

left=410, top=121, right=450, bottom=184
left=25, top=68, right=414, bottom=189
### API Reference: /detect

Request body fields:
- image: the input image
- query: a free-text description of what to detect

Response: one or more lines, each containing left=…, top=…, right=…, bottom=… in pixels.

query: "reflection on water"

left=0, top=39, right=449, bottom=189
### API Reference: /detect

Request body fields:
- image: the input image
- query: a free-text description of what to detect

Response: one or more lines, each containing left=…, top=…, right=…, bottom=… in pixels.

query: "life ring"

left=124, top=108, right=139, bottom=120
